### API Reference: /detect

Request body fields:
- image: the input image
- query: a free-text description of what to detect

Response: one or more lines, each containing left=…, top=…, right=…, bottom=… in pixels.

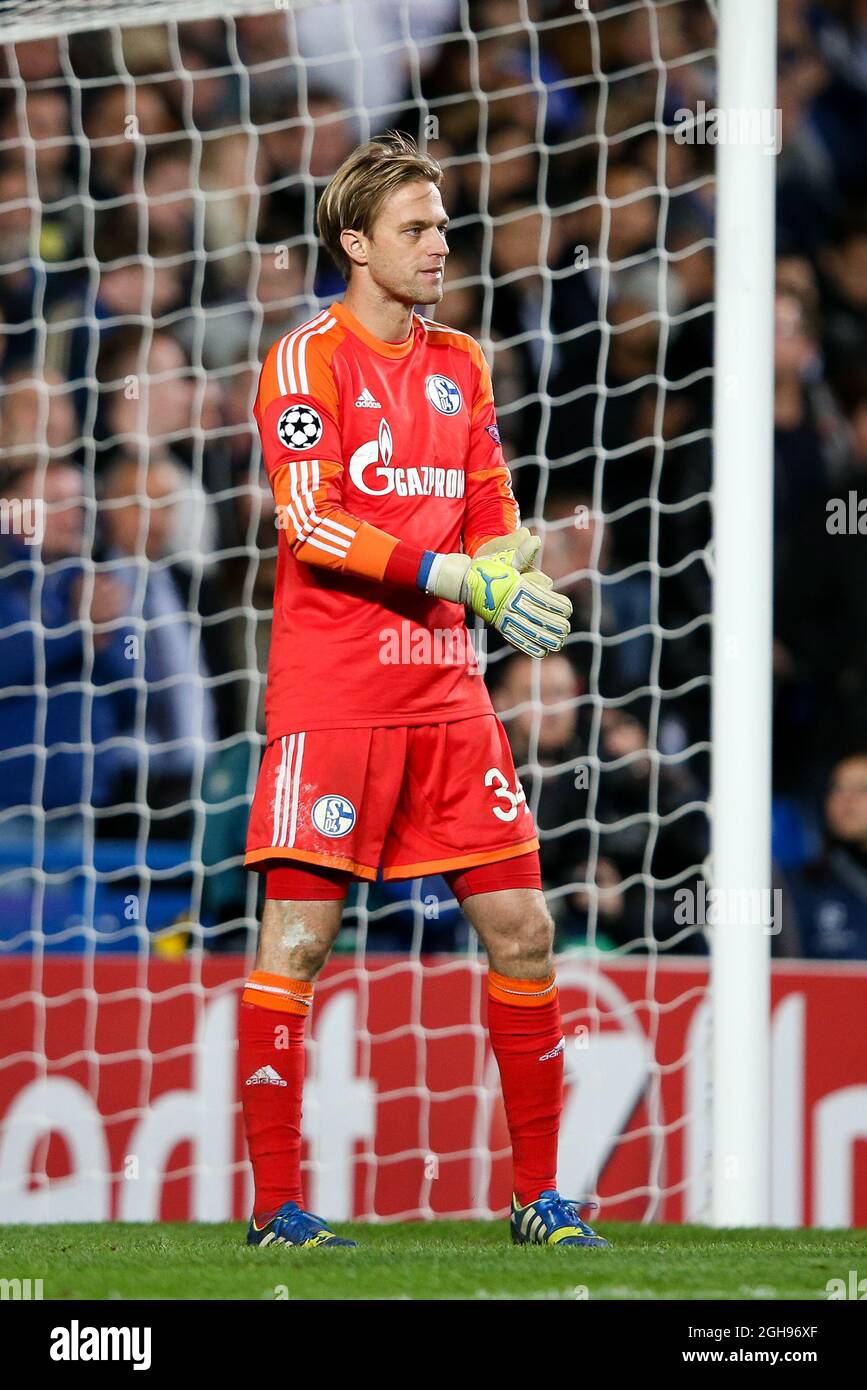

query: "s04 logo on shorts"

left=312, top=795, right=356, bottom=837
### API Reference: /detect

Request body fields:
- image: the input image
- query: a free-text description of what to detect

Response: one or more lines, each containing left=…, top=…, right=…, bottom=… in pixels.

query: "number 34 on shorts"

left=485, top=766, right=529, bottom=823
left=245, top=714, right=539, bottom=882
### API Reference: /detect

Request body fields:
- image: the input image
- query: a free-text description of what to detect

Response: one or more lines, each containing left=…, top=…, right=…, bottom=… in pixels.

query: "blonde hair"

left=316, top=131, right=442, bottom=280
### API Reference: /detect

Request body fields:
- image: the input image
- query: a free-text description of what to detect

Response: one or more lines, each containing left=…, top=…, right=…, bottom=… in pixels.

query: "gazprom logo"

left=348, top=416, right=464, bottom=499
left=312, top=795, right=356, bottom=838
left=425, top=374, right=462, bottom=415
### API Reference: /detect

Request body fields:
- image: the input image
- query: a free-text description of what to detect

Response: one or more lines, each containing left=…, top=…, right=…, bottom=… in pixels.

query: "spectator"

left=51, top=210, right=188, bottom=401
left=819, top=216, right=867, bottom=398
left=0, top=87, right=81, bottom=265
left=775, top=383, right=867, bottom=780
left=785, top=754, right=867, bottom=959
left=0, top=460, right=131, bottom=834
left=208, top=234, right=313, bottom=370
left=0, top=153, right=82, bottom=372
left=0, top=367, right=79, bottom=469
left=98, top=450, right=234, bottom=837
left=539, top=487, right=653, bottom=701
left=491, top=652, right=707, bottom=953
left=81, top=79, right=178, bottom=202
left=96, top=323, right=225, bottom=478
left=487, top=190, right=593, bottom=474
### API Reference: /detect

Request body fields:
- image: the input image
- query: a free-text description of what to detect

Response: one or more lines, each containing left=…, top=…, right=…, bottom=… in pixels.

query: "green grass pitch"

left=1, top=1222, right=865, bottom=1300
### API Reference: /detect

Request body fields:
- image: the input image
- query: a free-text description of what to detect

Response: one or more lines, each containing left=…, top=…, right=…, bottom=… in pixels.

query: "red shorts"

left=245, top=714, right=539, bottom=882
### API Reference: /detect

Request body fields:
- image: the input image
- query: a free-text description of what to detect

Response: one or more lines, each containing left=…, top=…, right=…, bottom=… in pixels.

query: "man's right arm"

left=255, top=339, right=425, bottom=588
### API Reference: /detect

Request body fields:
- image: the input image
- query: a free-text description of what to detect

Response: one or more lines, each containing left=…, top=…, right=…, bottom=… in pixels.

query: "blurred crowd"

left=0, top=0, right=865, bottom=958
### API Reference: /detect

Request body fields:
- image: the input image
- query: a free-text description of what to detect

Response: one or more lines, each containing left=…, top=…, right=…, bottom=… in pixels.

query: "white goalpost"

left=711, top=0, right=776, bottom=1227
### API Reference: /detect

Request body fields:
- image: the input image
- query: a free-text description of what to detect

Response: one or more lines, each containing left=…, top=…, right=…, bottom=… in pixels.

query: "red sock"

left=487, top=970, right=564, bottom=1208
left=238, top=970, right=312, bottom=1220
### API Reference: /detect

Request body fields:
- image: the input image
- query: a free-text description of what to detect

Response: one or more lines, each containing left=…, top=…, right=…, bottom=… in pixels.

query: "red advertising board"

left=1, top=956, right=865, bottom=1225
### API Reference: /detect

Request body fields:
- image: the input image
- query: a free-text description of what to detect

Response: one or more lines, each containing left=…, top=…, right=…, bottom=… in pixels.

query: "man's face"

left=106, top=337, right=197, bottom=444
left=41, top=466, right=85, bottom=558
left=350, top=180, right=449, bottom=308
left=493, top=653, right=579, bottom=759
left=105, top=459, right=183, bottom=561
left=826, top=757, right=867, bottom=844
left=492, top=208, right=546, bottom=277
left=3, top=376, right=78, bottom=455
left=10, top=464, right=84, bottom=560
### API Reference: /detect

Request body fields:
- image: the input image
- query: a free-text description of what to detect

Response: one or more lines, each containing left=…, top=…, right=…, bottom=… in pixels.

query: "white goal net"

left=0, top=0, right=718, bottom=1225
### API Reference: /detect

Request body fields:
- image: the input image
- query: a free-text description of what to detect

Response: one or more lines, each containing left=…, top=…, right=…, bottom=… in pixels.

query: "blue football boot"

left=510, top=1190, right=609, bottom=1248
left=246, top=1199, right=357, bottom=1249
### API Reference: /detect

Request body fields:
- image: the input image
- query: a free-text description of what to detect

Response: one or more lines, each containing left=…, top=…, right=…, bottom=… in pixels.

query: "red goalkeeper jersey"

left=254, top=299, right=520, bottom=739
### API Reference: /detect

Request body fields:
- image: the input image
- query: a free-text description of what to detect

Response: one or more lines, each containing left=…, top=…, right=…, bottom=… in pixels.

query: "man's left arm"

left=462, top=344, right=521, bottom=557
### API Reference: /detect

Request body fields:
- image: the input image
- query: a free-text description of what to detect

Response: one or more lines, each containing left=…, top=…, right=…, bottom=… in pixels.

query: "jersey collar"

left=330, top=300, right=420, bottom=359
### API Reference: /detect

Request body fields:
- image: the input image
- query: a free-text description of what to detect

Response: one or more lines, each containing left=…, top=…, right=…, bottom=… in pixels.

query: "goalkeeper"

left=241, top=132, right=607, bottom=1252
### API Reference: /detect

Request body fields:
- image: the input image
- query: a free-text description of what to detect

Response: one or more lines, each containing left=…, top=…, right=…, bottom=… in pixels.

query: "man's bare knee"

left=464, top=889, right=555, bottom=977
left=257, top=897, right=343, bottom=979
left=501, top=905, right=554, bottom=973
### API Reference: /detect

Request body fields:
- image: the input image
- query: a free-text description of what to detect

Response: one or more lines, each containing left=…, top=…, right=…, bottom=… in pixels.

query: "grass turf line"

left=1, top=1223, right=865, bottom=1300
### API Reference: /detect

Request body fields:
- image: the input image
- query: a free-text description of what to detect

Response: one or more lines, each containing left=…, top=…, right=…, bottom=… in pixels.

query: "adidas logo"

left=245, top=1064, right=287, bottom=1087
left=538, top=1037, right=566, bottom=1063
left=354, top=386, right=381, bottom=408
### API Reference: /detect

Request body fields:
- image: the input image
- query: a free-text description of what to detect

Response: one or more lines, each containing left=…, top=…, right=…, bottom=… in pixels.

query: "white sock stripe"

left=244, top=984, right=311, bottom=1006
left=493, top=980, right=557, bottom=1000
left=278, top=733, right=296, bottom=847
left=244, top=978, right=311, bottom=1000
left=288, top=731, right=304, bottom=848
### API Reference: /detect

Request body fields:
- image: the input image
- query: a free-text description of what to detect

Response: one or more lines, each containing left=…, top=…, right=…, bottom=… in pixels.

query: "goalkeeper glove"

left=474, top=526, right=561, bottom=595
left=474, top=527, right=541, bottom=573
left=419, top=530, right=572, bottom=659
